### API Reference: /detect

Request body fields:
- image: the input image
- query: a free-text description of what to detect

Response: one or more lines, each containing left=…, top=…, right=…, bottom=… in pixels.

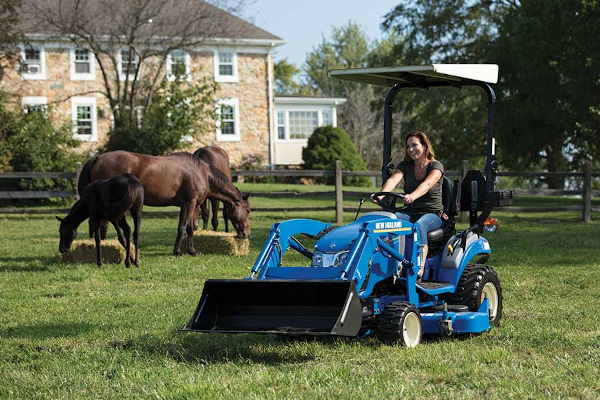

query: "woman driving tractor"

left=372, top=130, right=444, bottom=282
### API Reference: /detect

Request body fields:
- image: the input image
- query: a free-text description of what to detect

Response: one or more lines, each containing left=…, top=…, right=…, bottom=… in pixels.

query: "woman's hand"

left=370, top=193, right=382, bottom=204
left=404, top=193, right=415, bottom=204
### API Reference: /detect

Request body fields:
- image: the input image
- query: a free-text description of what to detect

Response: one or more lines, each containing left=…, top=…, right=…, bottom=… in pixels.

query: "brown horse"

left=193, top=146, right=233, bottom=232
left=57, top=174, right=143, bottom=267
left=78, top=151, right=250, bottom=256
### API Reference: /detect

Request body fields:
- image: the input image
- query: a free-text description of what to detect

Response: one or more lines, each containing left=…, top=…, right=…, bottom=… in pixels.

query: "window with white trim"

left=119, top=48, right=139, bottom=80
left=276, top=111, right=285, bottom=140
left=21, top=96, right=47, bottom=114
left=216, top=98, right=240, bottom=141
left=214, top=50, right=238, bottom=82
left=289, top=111, right=318, bottom=139
left=167, top=50, right=191, bottom=80
left=70, top=48, right=95, bottom=80
left=275, top=108, right=337, bottom=141
left=71, top=97, right=98, bottom=142
left=20, top=46, right=46, bottom=79
left=322, top=110, right=332, bottom=126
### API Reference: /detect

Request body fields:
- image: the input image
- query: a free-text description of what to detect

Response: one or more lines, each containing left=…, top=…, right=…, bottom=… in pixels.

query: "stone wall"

left=0, top=45, right=272, bottom=166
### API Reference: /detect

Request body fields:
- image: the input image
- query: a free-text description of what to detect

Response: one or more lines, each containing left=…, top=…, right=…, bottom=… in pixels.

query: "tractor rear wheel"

left=377, top=301, right=422, bottom=347
left=442, top=264, right=503, bottom=327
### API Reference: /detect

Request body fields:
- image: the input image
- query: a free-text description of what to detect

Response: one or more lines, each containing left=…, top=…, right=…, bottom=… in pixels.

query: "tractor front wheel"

left=377, top=301, right=422, bottom=347
left=443, top=264, right=503, bottom=327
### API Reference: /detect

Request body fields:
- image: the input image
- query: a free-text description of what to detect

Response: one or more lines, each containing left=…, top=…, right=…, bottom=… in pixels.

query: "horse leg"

left=200, top=201, right=209, bottom=231
left=116, top=217, right=132, bottom=268
left=90, top=218, right=102, bottom=266
left=211, top=198, right=220, bottom=231
left=186, top=200, right=198, bottom=256
left=100, top=219, right=109, bottom=240
left=174, top=204, right=189, bottom=256
left=224, top=204, right=230, bottom=233
left=131, top=207, right=141, bottom=267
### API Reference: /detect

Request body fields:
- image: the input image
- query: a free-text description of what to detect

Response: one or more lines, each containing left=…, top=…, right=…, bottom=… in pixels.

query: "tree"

left=18, top=0, right=243, bottom=129
left=303, top=22, right=391, bottom=170
left=274, top=58, right=302, bottom=96
left=0, top=0, right=24, bottom=82
left=103, top=65, right=217, bottom=155
left=383, top=1, right=600, bottom=187
left=491, top=0, right=600, bottom=187
left=302, top=125, right=370, bottom=187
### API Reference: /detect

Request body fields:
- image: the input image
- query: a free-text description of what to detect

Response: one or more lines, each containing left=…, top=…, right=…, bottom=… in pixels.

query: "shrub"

left=0, top=100, right=82, bottom=205
left=103, top=67, right=217, bottom=156
left=302, top=125, right=370, bottom=186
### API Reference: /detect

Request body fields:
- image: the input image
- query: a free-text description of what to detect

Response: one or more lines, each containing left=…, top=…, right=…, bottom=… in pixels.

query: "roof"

left=328, top=64, right=499, bottom=87
left=275, top=96, right=347, bottom=106
left=17, top=0, right=283, bottom=43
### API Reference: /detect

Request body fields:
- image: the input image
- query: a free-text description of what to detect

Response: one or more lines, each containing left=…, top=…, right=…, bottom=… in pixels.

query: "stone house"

left=1, top=1, right=345, bottom=167
left=0, top=1, right=286, bottom=166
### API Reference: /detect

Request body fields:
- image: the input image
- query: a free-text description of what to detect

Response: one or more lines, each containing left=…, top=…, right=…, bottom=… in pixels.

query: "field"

left=1, top=187, right=599, bottom=399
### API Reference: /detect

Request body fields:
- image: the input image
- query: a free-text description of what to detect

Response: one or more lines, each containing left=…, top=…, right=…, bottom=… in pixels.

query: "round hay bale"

left=183, top=231, right=249, bottom=256
left=60, top=239, right=126, bottom=264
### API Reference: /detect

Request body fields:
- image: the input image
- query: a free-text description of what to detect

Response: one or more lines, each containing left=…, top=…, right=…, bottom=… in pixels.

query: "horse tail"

left=78, top=156, right=99, bottom=196
left=112, top=176, right=144, bottom=219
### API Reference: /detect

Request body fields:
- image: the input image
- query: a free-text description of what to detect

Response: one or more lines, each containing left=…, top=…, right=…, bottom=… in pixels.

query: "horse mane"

left=170, top=151, right=204, bottom=168
left=63, top=198, right=89, bottom=227
left=209, top=164, right=242, bottom=200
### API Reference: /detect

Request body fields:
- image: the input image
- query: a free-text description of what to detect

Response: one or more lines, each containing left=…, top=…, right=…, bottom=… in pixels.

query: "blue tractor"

left=183, top=64, right=514, bottom=346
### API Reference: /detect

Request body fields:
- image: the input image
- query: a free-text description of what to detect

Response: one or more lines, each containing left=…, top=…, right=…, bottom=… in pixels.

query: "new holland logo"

left=373, top=221, right=411, bottom=233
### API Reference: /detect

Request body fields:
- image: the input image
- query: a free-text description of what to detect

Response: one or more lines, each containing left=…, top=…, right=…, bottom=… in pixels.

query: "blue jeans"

left=394, top=212, right=442, bottom=245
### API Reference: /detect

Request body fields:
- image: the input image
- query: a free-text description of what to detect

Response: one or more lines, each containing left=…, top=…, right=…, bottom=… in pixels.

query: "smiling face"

left=406, top=136, right=427, bottom=162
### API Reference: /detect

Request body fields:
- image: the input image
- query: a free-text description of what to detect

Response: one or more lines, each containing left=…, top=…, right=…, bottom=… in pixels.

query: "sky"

left=243, top=0, right=395, bottom=68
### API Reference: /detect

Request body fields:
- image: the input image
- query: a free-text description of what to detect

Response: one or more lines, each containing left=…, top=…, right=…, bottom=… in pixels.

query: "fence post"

left=335, top=160, right=343, bottom=225
left=459, top=160, right=469, bottom=223
left=583, top=161, right=592, bottom=223
left=75, top=162, right=82, bottom=200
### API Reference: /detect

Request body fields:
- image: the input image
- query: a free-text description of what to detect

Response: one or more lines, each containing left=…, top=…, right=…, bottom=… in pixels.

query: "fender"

left=438, top=236, right=491, bottom=286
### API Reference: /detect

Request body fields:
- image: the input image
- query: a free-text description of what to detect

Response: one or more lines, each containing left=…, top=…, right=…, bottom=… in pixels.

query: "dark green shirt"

left=396, top=160, right=444, bottom=215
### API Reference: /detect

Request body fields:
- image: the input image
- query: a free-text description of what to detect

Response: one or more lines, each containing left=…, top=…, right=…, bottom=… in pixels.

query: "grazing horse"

left=57, top=174, right=143, bottom=267
left=193, top=146, right=233, bottom=232
left=78, top=151, right=250, bottom=256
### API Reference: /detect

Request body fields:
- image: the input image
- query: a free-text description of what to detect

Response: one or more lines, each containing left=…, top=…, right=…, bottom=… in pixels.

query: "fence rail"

left=1, top=161, right=597, bottom=221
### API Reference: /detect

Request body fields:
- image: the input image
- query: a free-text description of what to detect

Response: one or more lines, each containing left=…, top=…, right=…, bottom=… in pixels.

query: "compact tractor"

left=183, top=64, right=514, bottom=346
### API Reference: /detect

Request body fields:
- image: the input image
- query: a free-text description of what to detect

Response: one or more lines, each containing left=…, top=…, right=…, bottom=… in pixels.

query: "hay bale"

left=183, top=231, right=249, bottom=256
left=60, top=239, right=126, bottom=264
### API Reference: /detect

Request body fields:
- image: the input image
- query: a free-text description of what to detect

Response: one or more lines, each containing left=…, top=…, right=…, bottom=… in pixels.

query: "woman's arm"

left=371, top=170, right=404, bottom=203
left=404, top=169, right=442, bottom=204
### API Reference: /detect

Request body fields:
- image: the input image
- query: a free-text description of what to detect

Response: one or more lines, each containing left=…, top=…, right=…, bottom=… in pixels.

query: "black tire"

left=377, top=301, right=422, bottom=347
left=442, top=264, right=503, bottom=327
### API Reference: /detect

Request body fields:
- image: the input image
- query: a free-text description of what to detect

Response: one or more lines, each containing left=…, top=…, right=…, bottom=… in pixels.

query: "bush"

left=103, top=67, right=217, bottom=156
left=0, top=100, right=82, bottom=204
left=302, top=125, right=370, bottom=186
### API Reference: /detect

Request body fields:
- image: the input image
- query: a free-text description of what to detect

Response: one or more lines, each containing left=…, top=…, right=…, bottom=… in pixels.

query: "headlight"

left=311, top=250, right=349, bottom=267
left=311, top=251, right=323, bottom=268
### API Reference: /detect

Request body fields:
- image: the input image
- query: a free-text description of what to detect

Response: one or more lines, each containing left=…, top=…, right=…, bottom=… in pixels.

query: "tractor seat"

left=427, top=177, right=457, bottom=252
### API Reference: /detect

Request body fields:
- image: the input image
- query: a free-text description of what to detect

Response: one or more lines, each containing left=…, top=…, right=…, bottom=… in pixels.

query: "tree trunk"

left=546, top=142, right=566, bottom=189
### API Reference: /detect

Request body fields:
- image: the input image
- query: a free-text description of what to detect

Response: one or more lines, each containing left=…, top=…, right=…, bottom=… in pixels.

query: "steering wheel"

left=372, top=191, right=406, bottom=213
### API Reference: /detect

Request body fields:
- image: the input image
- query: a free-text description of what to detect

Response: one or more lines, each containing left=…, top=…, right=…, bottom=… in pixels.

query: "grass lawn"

left=1, top=190, right=599, bottom=399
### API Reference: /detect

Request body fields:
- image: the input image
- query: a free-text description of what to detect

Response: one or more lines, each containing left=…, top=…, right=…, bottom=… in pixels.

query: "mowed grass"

left=1, top=191, right=600, bottom=399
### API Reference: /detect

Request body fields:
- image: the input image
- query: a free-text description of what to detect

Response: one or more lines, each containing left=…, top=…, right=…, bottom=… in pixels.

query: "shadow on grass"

left=0, top=322, right=99, bottom=339
left=0, top=257, right=54, bottom=272
left=112, top=331, right=339, bottom=366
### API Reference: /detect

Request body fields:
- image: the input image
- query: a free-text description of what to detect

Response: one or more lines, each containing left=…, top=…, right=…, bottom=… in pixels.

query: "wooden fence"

left=1, top=161, right=598, bottom=222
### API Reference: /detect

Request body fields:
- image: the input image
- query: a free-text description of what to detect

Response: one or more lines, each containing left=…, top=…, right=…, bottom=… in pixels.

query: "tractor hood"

left=314, top=213, right=400, bottom=253
left=314, top=222, right=361, bottom=253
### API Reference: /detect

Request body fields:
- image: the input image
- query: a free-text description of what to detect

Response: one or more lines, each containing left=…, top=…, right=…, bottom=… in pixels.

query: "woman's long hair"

left=403, top=131, right=436, bottom=162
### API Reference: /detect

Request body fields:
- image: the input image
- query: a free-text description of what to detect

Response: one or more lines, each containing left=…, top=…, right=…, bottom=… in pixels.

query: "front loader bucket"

left=182, top=279, right=363, bottom=336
